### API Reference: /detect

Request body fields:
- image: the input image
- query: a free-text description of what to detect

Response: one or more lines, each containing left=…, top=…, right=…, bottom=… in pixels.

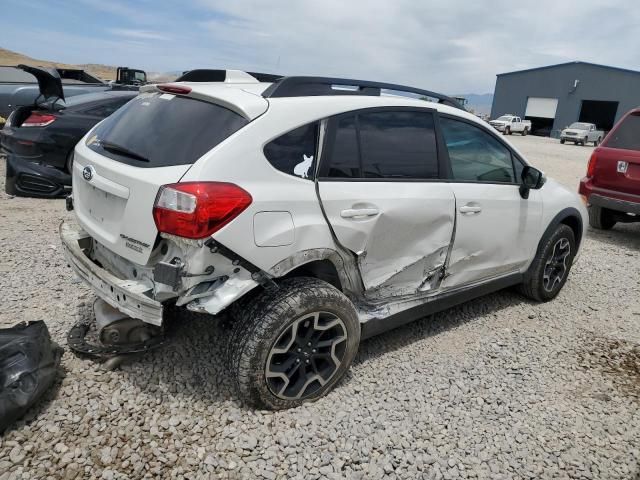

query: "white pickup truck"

left=560, top=122, right=604, bottom=146
left=489, top=115, right=532, bottom=135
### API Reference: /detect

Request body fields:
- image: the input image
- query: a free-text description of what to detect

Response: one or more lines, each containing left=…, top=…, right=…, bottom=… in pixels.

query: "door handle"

left=340, top=208, right=379, bottom=219
left=459, top=204, right=482, bottom=214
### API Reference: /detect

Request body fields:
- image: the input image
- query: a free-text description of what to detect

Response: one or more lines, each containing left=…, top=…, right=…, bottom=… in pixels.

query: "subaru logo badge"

left=82, top=165, right=95, bottom=181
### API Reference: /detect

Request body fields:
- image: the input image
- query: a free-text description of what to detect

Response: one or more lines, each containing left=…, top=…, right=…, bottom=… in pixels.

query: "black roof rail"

left=261, top=76, right=466, bottom=110
left=175, top=69, right=282, bottom=83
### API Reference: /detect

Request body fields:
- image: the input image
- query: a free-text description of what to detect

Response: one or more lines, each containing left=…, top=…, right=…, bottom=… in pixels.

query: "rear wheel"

left=519, top=224, right=576, bottom=302
left=588, top=205, right=616, bottom=230
left=227, top=277, right=360, bottom=409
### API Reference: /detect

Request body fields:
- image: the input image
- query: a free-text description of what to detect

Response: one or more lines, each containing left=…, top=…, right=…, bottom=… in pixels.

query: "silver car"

left=560, top=122, right=603, bottom=146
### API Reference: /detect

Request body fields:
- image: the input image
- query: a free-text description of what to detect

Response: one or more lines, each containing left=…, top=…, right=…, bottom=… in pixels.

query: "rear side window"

left=604, top=114, right=640, bottom=151
left=324, top=109, right=438, bottom=179
left=264, top=122, right=318, bottom=180
left=440, top=117, right=515, bottom=183
left=327, top=115, right=360, bottom=178
left=88, top=92, right=248, bottom=167
left=359, top=111, right=438, bottom=179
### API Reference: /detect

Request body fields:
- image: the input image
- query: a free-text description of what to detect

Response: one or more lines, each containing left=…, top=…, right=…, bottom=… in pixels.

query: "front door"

left=317, top=108, right=456, bottom=298
left=438, top=115, right=543, bottom=288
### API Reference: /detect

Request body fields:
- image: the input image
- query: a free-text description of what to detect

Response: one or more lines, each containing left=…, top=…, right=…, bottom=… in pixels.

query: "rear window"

left=87, top=92, right=248, bottom=167
left=604, top=114, right=640, bottom=151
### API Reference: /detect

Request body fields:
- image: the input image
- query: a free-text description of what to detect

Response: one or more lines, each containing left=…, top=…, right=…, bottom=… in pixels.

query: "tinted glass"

left=604, top=114, right=640, bottom=151
left=88, top=92, right=248, bottom=167
left=264, top=122, right=318, bottom=180
left=327, top=115, right=360, bottom=178
left=358, top=111, right=438, bottom=179
left=83, top=97, right=133, bottom=118
left=440, top=117, right=515, bottom=183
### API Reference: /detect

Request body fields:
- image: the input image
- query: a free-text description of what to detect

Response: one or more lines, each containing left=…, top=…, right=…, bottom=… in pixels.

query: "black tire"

left=588, top=205, right=616, bottom=230
left=594, top=137, right=601, bottom=147
left=227, top=277, right=360, bottom=409
left=522, top=128, right=528, bottom=136
left=65, top=150, right=75, bottom=174
left=519, top=224, right=576, bottom=302
left=560, top=138, right=565, bottom=144
left=581, top=136, right=588, bottom=146
left=506, top=127, right=512, bottom=135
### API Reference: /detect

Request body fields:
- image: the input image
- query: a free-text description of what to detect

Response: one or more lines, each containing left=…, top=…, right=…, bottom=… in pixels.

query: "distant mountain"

left=454, top=93, right=494, bottom=116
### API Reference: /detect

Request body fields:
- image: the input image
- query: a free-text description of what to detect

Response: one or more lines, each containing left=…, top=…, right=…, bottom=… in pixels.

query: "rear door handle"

left=459, top=204, right=482, bottom=214
left=340, top=208, right=379, bottom=219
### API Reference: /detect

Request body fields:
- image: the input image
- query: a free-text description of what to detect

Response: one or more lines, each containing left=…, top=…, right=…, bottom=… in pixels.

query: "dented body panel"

left=317, top=181, right=455, bottom=297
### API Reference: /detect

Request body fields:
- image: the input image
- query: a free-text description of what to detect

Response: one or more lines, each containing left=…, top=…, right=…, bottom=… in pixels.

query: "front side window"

left=440, top=117, right=515, bottom=183
left=264, top=122, right=319, bottom=180
left=324, top=109, right=438, bottom=179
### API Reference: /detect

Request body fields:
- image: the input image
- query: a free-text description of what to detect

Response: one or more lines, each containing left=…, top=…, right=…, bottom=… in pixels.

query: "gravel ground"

left=0, top=135, right=639, bottom=480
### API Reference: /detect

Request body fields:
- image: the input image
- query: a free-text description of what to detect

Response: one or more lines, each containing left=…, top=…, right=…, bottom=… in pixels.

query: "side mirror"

left=520, top=166, right=546, bottom=199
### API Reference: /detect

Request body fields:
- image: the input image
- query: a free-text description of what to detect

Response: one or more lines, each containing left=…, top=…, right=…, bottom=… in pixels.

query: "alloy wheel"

left=542, top=238, right=571, bottom=292
left=265, top=311, right=347, bottom=400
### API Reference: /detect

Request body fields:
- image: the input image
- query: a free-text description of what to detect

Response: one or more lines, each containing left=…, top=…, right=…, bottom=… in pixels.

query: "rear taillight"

left=586, top=151, right=598, bottom=178
left=157, top=84, right=192, bottom=95
left=22, top=112, right=57, bottom=127
left=153, top=182, right=252, bottom=239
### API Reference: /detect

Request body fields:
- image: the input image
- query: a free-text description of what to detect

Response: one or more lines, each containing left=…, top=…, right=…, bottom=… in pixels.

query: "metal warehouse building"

left=490, top=61, right=640, bottom=136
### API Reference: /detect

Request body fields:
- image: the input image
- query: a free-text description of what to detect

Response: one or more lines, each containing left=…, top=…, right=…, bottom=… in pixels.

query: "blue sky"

left=1, top=0, right=638, bottom=93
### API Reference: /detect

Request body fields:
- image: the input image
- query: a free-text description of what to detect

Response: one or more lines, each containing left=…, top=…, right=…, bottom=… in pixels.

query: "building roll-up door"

left=525, top=97, right=559, bottom=118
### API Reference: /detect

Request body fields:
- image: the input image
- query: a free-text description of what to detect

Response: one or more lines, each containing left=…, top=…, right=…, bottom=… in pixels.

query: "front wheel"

left=505, top=127, right=511, bottom=135
left=522, top=128, right=528, bottom=136
left=594, top=137, right=601, bottom=147
left=519, top=224, right=576, bottom=302
left=227, top=277, right=360, bottom=409
left=581, top=136, right=588, bottom=146
left=560, top=138, right=565, bottom=144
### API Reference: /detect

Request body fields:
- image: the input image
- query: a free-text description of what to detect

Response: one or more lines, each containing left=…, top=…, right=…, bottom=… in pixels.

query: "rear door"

left=73, top=91, right=251, bottom=265
left=438, top=115, right=542, bottom=288
left=317, top=108, right=455, bottom=297
left=597, top=112, right=640, bottom=196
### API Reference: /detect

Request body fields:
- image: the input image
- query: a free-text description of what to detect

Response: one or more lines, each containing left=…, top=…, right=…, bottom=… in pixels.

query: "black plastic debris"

left=0, top=321, right=62, bottom=433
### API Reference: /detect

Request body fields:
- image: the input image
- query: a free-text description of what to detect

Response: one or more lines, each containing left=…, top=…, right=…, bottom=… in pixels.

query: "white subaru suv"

left=61, top=70, right=587, bottom=409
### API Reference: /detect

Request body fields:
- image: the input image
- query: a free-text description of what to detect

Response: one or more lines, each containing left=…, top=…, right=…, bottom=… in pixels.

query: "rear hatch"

left=594, top=112, right=640, bottom=197
left=73, top=88, right=262, bottom=265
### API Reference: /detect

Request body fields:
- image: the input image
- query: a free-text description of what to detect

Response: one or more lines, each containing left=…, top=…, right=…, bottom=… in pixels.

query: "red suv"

left=579, top=108, right=640, bottom=229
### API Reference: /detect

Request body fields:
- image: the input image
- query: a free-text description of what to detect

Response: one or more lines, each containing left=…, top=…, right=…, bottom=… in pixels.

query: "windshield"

left=568, top=122, right=592, bottom=130
left=87, top=92, right=248, bottom=167
left=496, top=116, right=513, bottom=121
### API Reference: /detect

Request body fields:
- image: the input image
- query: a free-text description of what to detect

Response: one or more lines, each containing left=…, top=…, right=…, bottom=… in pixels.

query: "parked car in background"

left=579, top=108, right=640, bottom=229
left=2, top=89, right=137, bottom=197
left=0, top=64, right=145, bottom=122
left=489, top=115, right=531, bottom=135
left=560, top=122, right=603, bottom=146
left=60, top=71, right=586, bottom=409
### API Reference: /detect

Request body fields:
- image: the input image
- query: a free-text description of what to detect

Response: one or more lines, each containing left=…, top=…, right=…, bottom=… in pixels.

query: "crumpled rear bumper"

left=5, top=154, right=71, bottom=198
left=60, top=221, right=164, bottom=326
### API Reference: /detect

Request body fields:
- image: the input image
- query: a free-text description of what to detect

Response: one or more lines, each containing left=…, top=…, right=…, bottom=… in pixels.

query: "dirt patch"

left=579, top=334, right=640, bottom=400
